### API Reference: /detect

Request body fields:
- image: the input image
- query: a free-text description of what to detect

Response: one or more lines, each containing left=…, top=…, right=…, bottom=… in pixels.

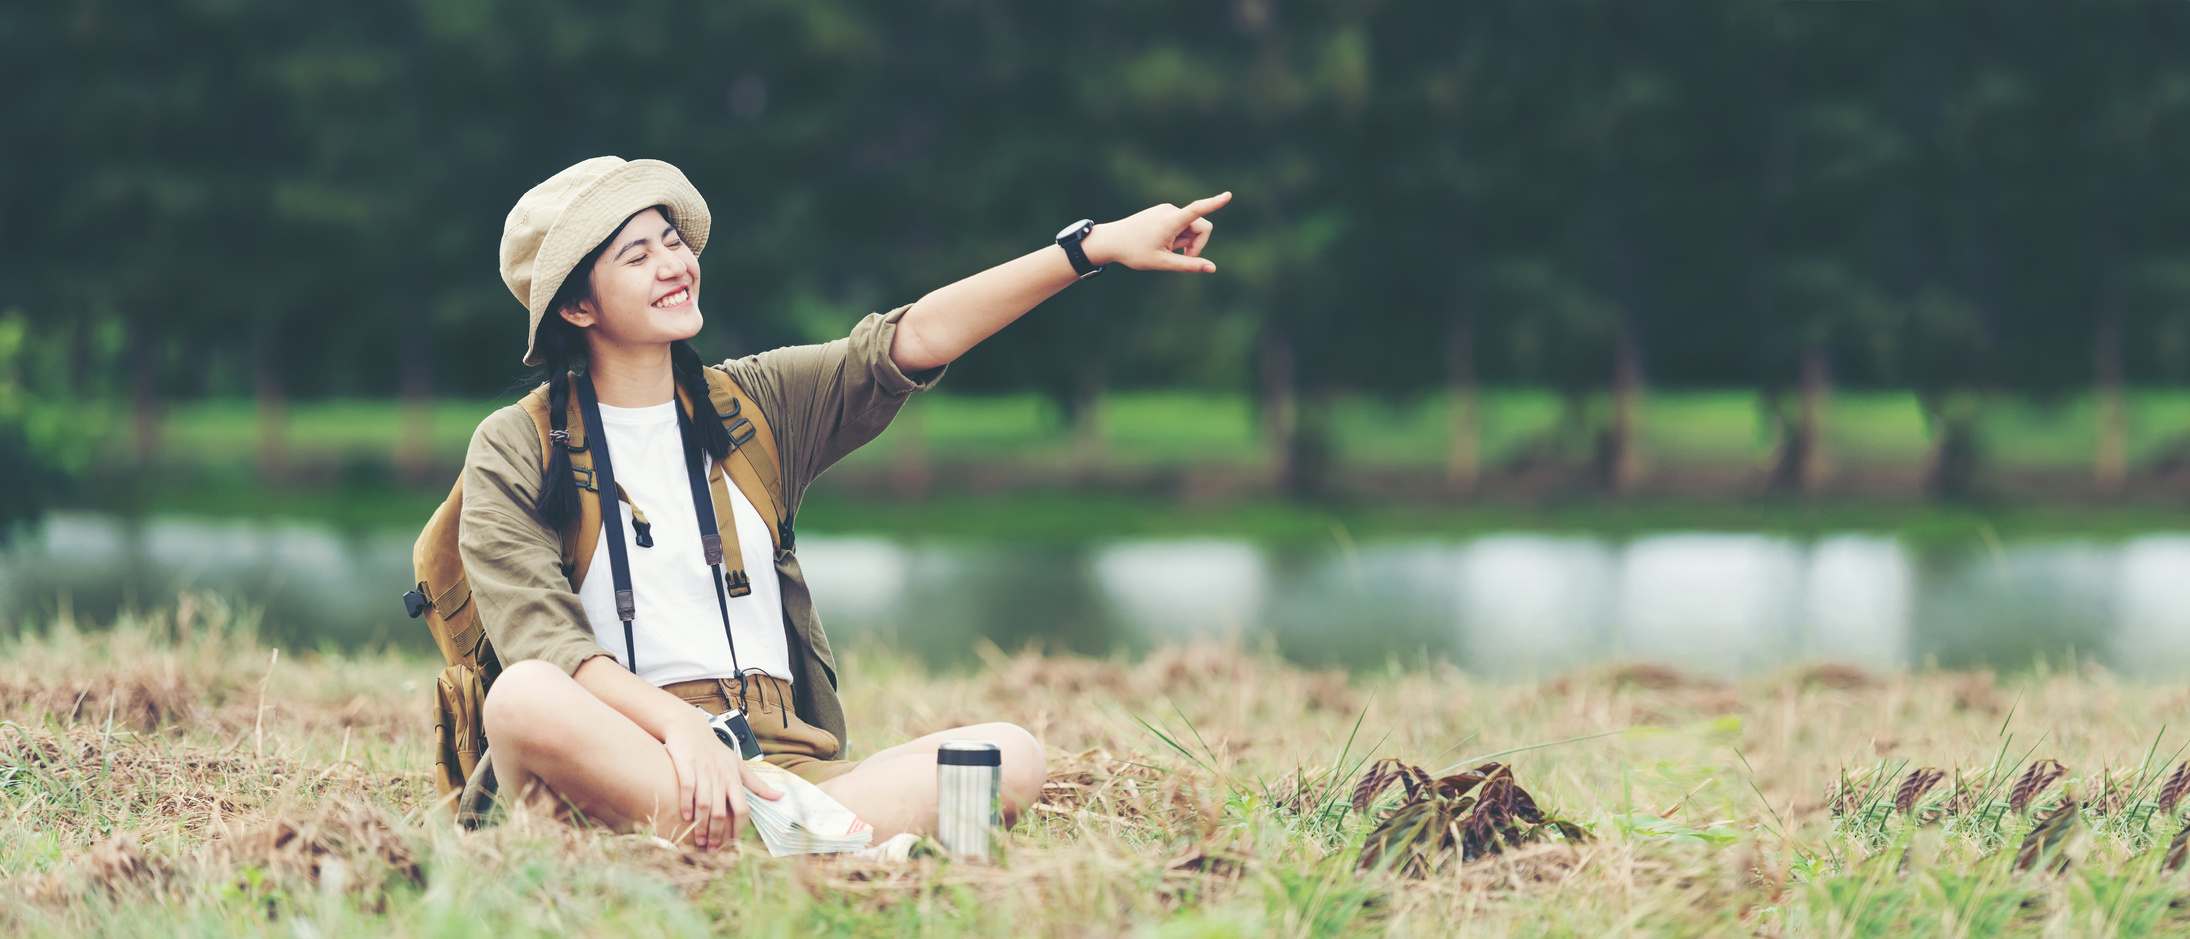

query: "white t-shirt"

left=576, top=400, right=792, bottom=687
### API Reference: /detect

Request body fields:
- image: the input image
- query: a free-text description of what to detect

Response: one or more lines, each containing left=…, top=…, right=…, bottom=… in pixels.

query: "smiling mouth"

left=652, top=286, right=691, bottom=309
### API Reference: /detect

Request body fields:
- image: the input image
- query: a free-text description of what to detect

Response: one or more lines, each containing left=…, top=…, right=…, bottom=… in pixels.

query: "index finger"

left=740, top=762, right=784, bottom=801
left=1178, top=191, right=1233, bottom=221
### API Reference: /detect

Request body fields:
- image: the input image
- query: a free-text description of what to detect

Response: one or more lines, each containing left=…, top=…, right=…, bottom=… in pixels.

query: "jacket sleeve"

left=717, top=304, right=944, bottom=507
left=458, top=405, right=609, bottom=676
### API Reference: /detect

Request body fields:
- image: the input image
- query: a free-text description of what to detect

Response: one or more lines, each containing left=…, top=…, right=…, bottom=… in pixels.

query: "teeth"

left=653, top=288, right=689, bottom=308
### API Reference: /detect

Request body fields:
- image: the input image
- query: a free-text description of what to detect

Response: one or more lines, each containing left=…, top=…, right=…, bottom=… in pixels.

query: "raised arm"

left=888, top=192, right=1232, bottom=373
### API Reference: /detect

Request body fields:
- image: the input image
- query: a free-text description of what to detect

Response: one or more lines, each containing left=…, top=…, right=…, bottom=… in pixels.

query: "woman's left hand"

left=1081, top=192, right=1231, bottom=273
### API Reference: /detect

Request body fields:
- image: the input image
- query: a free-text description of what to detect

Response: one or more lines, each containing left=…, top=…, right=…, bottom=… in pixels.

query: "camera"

left=699, top=705, right=763, bottom=760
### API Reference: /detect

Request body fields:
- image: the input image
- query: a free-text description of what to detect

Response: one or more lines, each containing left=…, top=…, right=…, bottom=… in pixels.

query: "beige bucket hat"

left=499, top=156, right=711, bottom=365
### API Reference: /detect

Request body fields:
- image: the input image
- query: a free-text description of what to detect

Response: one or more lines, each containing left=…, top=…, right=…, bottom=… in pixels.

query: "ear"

left=558, top=299, right=597, bottom=329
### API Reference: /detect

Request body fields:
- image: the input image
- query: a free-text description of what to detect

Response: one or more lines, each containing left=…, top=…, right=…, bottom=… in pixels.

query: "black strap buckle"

left=572, top=466, right=597, bottom=491
left=402, top=585, right=430, bottom=619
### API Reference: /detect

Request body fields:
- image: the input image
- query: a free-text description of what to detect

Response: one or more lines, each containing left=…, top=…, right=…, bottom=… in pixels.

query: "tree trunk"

left=1071, top=360, right=1106, bottom=478
left=1922, top=391, right=1981, bottom=502
left=1796, top=344, right=1828, bottom=495
left=1770, top=343, right=1830, bottom=496
left=396, top=303, right=434, bottom=484
left=128, top=318, right=162, bottom=464
left=1444, top=309, right=1479, bottom=496
left=1599, top=203, right=1647, bottom=496
left=1259, top=326, right=1297, bottom=493
left=1604, top=321, right=1645, bottom=495
left=2094, top=290, right=2127, bottom=500
left=254, top=327, right=287, bottom=485
left=1288, top=386, right=1336, bottom=499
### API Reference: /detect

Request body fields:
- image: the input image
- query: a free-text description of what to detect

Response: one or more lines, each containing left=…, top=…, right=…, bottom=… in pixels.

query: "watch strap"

left=1057, top=219, right=1103, bottom=279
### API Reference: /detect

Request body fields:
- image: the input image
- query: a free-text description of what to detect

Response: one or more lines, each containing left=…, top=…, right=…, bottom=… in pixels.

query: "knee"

left=966, top=722, right=1046, bottom=809
left=482, top=659, right=573, bottom=753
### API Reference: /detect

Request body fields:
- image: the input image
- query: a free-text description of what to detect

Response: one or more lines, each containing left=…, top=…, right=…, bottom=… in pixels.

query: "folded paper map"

left=742, top=758, right=873, bottom=857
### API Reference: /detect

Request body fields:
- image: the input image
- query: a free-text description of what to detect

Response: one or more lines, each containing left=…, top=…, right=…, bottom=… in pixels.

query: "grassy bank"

left=40, top=387, right=2190, bottom=539
left=64, top=388, right=2190, bottom=476
left=7, top=598, right=2190, bottom=935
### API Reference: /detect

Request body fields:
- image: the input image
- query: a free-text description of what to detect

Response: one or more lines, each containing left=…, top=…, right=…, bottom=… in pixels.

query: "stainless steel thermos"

left=935, top=740, right=1002, bottom=857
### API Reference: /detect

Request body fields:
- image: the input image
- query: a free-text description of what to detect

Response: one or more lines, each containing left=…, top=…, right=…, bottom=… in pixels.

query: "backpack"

left=405, top=366, right=786, bottom=822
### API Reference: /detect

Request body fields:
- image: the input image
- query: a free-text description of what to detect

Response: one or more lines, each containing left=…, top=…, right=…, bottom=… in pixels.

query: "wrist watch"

left=1055, top=219, right=1105, bottom=279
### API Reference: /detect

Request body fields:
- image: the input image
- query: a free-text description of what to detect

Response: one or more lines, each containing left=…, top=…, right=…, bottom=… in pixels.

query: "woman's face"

left=558, top=207, right=702, bottom=347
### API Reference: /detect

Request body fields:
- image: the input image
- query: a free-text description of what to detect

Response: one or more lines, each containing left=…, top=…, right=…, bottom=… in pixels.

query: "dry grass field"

left=5, top=593, right=2190, bottom=937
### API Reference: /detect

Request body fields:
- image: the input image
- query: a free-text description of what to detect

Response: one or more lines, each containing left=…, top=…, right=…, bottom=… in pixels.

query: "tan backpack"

left=406, top=366, right=786, bottom=820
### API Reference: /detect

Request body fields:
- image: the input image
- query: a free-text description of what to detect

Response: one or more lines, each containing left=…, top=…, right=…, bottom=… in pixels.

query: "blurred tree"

left=1752, top=4, right=1913, bottom=496
left=1899, top=1, right=2010, bottom=502
left=1377, top=0, right=1514, bottom=496
left=2, top=0, right=2188, bottom=503
left=1533, top=2, right=1682, bottom=494
left=2073, top=4, right=2190, bottom=498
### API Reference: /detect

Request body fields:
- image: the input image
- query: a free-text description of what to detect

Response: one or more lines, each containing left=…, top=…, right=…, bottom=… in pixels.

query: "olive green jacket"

left=456, top=306, right=940, bottom=754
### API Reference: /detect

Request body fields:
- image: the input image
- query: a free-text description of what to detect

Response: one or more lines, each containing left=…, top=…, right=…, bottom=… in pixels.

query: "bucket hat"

left=499, top=156, right=711, bottom=366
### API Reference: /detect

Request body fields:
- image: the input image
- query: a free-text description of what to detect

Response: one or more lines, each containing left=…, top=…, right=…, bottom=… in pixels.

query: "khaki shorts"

left=661, top=675, right=858, bottom=785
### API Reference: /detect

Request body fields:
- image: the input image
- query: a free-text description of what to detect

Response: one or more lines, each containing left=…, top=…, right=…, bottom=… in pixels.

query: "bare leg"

left=481, top=659, right=695, bottom=840
left=817, top=723, right=1047, bottom=840
left=486, top=661, right=1046, bottom=844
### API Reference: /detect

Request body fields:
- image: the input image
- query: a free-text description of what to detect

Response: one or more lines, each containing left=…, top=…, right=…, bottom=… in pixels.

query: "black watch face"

left=1057, top=219, right=1092, bottom=242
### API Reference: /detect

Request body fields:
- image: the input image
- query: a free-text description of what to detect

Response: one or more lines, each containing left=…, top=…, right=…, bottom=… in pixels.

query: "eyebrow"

left=613, top=225, right=680, bottom=262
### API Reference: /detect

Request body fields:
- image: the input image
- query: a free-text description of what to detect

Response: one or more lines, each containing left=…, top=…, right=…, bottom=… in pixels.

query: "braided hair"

left=533, top=205, right=727, bottom=530
left=535, top=315, right=586, bottom=531
left=672, top=340, right=732, bottom=466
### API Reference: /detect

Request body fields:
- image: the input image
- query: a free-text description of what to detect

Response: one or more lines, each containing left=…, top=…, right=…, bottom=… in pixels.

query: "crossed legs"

left=481, top=659, right=1046, bottom=842
left=815, top=722, right=1047, bottom=838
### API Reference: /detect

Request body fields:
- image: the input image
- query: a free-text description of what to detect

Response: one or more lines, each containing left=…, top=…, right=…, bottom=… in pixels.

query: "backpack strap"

left=665, top=380, right=751, bottom=600
left=563, top=391, right=605, bottom=588
left=700, top=366, right=791, bottom=552
left=519, top=385, right=608, bottom=590
left=518, top=382, right=606, bottom=591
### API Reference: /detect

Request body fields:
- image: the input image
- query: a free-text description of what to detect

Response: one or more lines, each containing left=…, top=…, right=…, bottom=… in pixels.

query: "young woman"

left=466, top=157, right=1228, bottom=851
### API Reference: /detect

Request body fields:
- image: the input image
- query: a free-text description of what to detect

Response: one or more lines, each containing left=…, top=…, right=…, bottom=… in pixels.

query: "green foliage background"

left=4, top=1, right=2190, bottom=413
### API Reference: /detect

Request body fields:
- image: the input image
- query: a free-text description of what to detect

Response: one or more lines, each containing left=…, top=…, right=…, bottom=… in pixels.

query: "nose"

left=657, top=253, right=690, bottom=282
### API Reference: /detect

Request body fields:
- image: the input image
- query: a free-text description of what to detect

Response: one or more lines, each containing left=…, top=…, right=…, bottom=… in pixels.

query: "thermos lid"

left=937, top=740, right=1002, bottom=766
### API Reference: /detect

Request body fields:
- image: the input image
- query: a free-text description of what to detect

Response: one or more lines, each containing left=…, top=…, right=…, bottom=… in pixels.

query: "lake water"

left=4, top=511, right=2188, bottom=679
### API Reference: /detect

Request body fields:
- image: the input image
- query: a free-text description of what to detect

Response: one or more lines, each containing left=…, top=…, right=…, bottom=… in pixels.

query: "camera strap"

left=674, top=400, right=749, bottom=689
left=572, top=375, right=640, bottom=672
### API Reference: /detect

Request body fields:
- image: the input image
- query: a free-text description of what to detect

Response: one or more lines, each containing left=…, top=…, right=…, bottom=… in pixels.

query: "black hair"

left=534, top=205, right=729, bottom=532
left=535, top=314, right=587, bottom=532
